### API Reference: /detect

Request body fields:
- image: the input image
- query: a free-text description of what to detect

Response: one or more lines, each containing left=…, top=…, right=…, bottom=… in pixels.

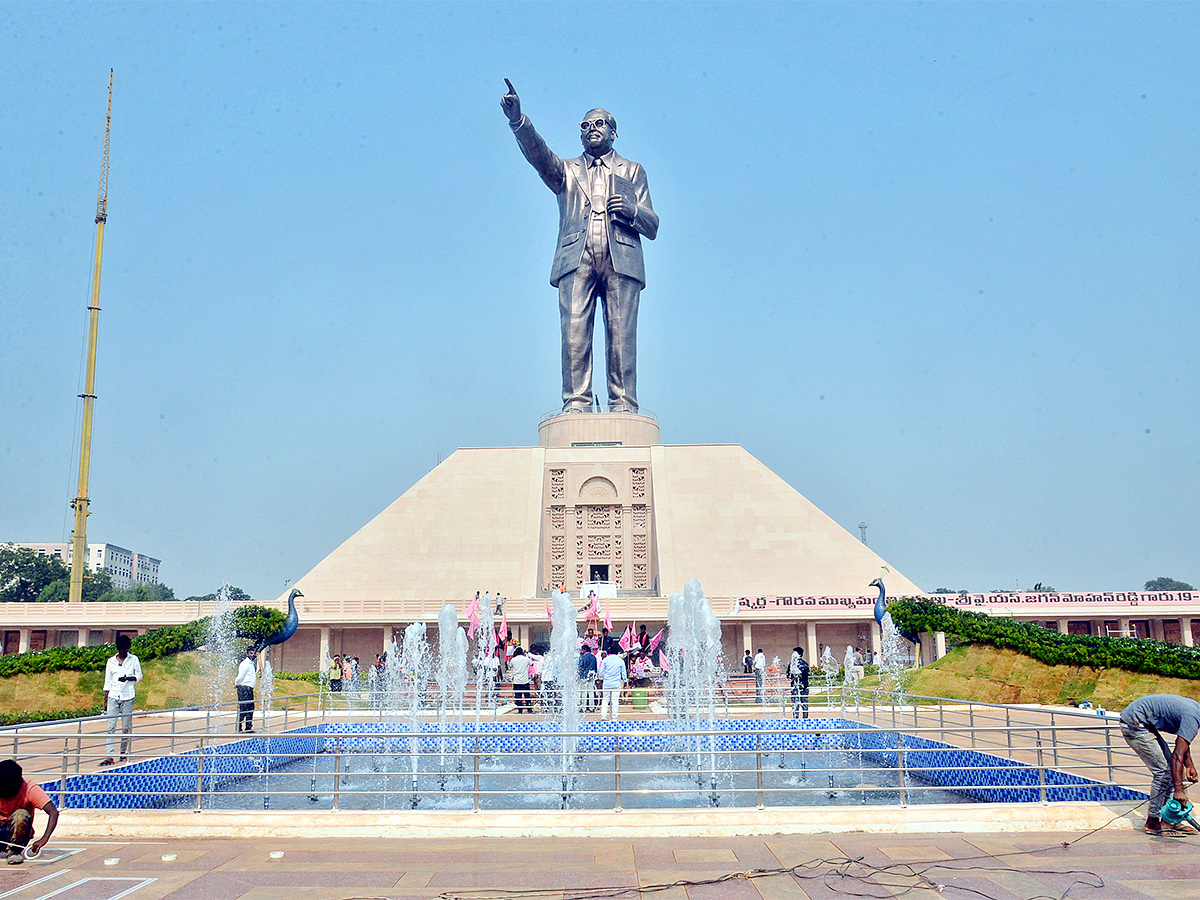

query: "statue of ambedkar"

left=502, top=80, right=659, bottom=413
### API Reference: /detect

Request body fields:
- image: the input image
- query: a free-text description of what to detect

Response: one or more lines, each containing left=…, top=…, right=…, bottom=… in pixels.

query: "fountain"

left=201, top=583, right=238, bottom=711
left=664, top=579, right=723, bottom=805
left=544, top=588, right=580, bottom=807
left=396, top=622, right=431, bottom=807
left=879, top=607, right=910, bottom=718
left=434, top=604, right=469, bottom=779
left=471, top=593, right=498, bottom=726
left=50, top=578, right=1147, bottom=818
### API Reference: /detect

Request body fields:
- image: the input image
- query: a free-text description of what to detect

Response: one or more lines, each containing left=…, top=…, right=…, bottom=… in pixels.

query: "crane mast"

left=69, top=70, right=112, bottom=603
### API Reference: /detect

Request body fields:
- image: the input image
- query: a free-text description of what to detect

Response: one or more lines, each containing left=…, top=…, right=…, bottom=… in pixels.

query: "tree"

left=1145, top=577, right=1195, bottom=592
left=184, top=585, right=254, bottom=605
left=96, top=583, right=178, bottom=603
left=34, top=569, right=114, bottom=603
left=0, top=544, right=70, bottom=602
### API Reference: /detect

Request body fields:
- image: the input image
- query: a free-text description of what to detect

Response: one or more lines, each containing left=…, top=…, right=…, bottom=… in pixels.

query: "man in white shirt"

left=753, top=649, right=767, bottom=705
left=597, top=650, right=627, bottom=721
left=235, top=648, right=258, bottom=733
left=101, top=634, right=142, bottom=766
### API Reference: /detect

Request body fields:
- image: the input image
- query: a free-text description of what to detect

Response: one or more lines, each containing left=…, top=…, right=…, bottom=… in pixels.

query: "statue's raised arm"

left=500, top=78, right=521, bottom=125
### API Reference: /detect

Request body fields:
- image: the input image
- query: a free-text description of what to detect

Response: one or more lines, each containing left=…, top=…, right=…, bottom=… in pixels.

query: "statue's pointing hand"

left=501, top=78, right=521, bottom=125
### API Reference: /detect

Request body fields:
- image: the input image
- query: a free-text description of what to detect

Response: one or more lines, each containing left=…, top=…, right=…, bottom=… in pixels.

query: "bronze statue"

left=502, top=79, right=658, bottom=413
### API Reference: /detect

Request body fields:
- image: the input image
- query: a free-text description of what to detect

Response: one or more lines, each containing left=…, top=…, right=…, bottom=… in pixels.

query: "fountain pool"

left=46, top=716, right=1142, bottom=813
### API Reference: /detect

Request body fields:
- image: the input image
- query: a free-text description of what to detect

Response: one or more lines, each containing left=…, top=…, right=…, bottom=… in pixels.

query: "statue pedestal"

left=538, top=411, right=659, bottom=449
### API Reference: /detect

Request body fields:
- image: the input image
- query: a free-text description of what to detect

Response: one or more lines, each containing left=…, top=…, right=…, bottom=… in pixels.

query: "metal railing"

left=1, top=689, right=1150, bottom=813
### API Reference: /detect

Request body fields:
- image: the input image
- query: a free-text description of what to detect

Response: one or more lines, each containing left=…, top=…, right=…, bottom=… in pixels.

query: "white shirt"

left=509, top=654, right=532, bottom=685
left=754, top=652, right=766, bottom=672
left=103, top=653, right=142, bottom=701
left=598, top=654, right=627, bottom=685
left=236, top=657, right=257, bottom=689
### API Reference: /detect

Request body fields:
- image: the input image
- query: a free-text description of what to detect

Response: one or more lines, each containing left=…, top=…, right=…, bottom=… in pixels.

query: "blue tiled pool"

left=41, top=718, right=1145, bottom=811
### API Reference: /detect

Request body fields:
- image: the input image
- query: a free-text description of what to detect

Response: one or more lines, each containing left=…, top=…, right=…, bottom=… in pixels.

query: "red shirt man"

left=0, top=759, right=58, bottom=864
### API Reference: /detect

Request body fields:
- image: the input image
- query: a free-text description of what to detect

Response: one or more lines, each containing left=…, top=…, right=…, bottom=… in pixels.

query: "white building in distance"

left=14, top=542, right=161, bottom=592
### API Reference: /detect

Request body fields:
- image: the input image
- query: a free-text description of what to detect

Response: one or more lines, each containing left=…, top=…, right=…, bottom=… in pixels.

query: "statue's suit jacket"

left=511, top=115, right=658, bottom=288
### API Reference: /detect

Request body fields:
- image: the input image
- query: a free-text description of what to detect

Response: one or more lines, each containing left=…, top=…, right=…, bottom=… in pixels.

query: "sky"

left=2, top=2, right=1197, bottom=603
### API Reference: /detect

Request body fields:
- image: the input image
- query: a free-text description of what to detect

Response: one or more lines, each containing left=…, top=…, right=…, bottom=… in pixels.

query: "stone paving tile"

left=393, top=869, right=437, bottom=889
left=1116, top=883, right=1197, bottom=900
left=875, top=843, right=953, bottom=861
left=631, top=870, right=690, bottom=900
left=5, top=830, right=1198, bottom=900
left=672, top=848, right=738, bottom=864
left=591, top=842, right=635, bottom=869
left=746, top=872, right=815, bottom=900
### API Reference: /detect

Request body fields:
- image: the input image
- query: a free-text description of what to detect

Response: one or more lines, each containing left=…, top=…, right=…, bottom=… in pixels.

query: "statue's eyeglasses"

left=580, top=119, right=609, bottom=131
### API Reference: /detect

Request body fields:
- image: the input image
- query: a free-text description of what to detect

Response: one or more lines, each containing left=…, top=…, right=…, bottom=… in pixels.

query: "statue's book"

left=609, top=173, right=637, bottom=214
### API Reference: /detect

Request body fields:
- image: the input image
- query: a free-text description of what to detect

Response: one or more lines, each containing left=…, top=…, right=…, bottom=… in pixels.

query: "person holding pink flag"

left=618, top=626, right=633, bottom=652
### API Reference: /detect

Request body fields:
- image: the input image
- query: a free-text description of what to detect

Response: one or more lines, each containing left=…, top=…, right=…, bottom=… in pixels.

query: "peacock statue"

left=252, top=588, right=302, bottom=654
left=870, top=577, right=920, bottom=649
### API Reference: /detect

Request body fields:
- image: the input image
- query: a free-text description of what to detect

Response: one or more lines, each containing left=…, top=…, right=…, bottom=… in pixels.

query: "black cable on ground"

left=430, top=801, right=1164, bottom=900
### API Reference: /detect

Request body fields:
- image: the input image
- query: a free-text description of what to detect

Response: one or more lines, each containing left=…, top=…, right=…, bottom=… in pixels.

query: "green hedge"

left=0, top=606, right=286, bottom=678
left=889, top=597, right=1200, bottom=679
left=273, top=671, right=321, bottom=684
left=0, top=705, right=104, bottom=727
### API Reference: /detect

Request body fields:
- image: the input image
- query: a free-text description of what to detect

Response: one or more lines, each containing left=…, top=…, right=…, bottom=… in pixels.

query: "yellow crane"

left=69, top=70, right=113, bottom=603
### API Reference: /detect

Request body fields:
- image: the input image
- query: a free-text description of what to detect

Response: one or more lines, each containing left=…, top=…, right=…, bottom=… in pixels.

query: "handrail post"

left=60, top=741, right=68, bottom=809
left=333, top=746, right=341, bottom=811
left=1050, top=712, right=1059, bottom=768
left=614, top=734, right=622, bottom=812
left=1105, top=725, right=1114, bottom=784
left=1036, top=731, right=1047, bottom=804
left=194, top=737, right=205, bottom=812
left=897, top=736, right=907, bottom=808
left=755, top=733, right=765, bottom=810
left=76, top=721, right=83, bottom=773
left=473, top=739, right=481, bottom=812
left=473, top=738, right=480, bottom=812
left=1005, top=707, right=1013, bottom=756
left=969, top=705, right=976, bottom=748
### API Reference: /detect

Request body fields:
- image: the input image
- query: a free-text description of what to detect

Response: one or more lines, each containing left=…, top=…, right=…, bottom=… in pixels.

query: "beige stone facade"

left=10, top=414, right=1197, bottom=675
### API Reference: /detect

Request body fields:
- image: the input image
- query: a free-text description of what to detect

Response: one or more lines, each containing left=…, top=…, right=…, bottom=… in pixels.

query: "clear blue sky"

left=2, top=2, right=1196, bottom=602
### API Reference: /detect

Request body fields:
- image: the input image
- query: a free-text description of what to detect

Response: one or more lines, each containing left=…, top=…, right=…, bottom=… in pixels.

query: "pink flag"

left=604, top=603, right=613, bottom=632
left=466, top=594, right=479, bottom=620
left=545, top=600, right=554, bottom=624
left=648, top=628, right=664, bottom=651
left=619, top=625, right=633, bottom=651
left=468, top=607, right=480, bottom=640
left=499, top=608, right=509, bottom=645
left=659, top=651, right=670, bottom=671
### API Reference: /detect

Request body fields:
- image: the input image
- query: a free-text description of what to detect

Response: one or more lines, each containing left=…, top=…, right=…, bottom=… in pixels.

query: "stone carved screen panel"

left=550, top=469, right=566, bottom=500
left=542, top=463, right=655, bottom=593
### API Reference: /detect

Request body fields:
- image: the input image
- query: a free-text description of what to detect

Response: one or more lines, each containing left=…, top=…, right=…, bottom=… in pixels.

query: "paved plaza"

left=2, top=827, right=1200, bottom=900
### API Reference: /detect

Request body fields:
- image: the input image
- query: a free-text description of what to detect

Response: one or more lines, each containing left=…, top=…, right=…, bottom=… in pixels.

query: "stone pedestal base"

left=538, top=411, right=660, bottom=448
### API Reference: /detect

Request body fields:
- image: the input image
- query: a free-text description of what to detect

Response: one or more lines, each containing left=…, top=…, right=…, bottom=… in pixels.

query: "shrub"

left=273, top=671, right=321, bottom=684
left=0, top=705, right=104, bottom=726
left=889, top=597, right=1200, bottom=679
